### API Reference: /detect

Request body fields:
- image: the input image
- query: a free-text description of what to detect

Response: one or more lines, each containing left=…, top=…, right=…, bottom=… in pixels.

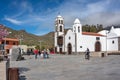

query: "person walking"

left=33, top=49, right=38, bottom=59
left=85, top=48, right=90, bottom=60
left=46, top=49, right=50, bottom=58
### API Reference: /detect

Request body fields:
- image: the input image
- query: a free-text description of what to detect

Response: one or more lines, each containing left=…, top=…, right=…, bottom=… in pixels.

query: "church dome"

left=56, top=15, right=63, bottom=20
left=74, top=18, right=80, bottom=24
left=57, top=15, right=62, bottom=18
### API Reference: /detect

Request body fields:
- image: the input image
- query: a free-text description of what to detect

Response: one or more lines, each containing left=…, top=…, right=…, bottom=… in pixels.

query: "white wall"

left=100, top=37, right=107, bottom=51
left=65, top=30, right=75, bottom=52
left=77, top=34, right=106, bottom=52
left=65, top=30, right=107, bottom=53
left=107, top=37, right=118, bottom=51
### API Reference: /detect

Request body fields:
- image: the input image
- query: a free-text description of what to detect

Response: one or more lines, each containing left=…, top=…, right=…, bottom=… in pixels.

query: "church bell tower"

left=54, top=15, right=65, bottom=54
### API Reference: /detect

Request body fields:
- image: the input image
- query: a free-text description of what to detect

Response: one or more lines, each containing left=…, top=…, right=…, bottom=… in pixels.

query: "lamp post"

left=15, top=35, right=23, bottom=45
left=39, top=41, right=42, bottom=50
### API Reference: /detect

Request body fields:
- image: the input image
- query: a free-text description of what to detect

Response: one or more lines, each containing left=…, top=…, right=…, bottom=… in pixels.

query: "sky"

left=0, top=0, right=120, bottom=35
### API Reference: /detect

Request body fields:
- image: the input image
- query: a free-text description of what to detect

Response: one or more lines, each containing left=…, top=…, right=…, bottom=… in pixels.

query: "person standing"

left=33, top=49, right=38, bottom=59
left=85, top=48, right=90, bottom=60
left=38, top=50, right=41, bottom=56
left=43, top=49, right=47, bottom=59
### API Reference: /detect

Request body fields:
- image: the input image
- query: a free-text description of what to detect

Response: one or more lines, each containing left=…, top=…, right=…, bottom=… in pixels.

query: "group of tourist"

left=33, top=49, right=50, bottom=59
left=27, top=48, right=90, bottom=60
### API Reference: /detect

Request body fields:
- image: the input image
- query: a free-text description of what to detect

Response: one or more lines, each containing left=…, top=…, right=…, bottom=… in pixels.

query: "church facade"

left=54, top=15, right=120, bottom=54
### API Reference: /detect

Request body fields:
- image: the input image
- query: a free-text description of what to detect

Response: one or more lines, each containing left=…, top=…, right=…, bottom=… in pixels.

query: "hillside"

left=0, top=25, right=54, bottom=49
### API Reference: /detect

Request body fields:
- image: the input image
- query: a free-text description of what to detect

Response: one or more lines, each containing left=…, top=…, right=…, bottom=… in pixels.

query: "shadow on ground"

left=19, top=67, right=30, bottom=80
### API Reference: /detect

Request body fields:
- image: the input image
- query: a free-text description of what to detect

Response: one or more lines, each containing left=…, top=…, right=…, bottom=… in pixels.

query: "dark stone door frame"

left=95, top=41, right=101, bottom=52
left=67, top=43, right=72, bottom=54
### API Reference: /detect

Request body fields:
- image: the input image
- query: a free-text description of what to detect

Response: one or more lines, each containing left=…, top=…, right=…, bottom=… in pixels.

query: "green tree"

left=90, top=25, right=97, bottom=32
left=35, top=45, right=40, bottom=50
left=97, top=24, right=103, bottom=32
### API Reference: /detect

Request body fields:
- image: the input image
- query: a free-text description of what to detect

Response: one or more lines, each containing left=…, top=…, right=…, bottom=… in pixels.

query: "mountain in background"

left=0, top=24, right=54, bottom=49
left=1, top=24, right=120, bottom=49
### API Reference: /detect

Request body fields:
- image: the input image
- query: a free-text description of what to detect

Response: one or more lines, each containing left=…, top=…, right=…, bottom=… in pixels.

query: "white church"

left=54, top=15, right=120, bottom=54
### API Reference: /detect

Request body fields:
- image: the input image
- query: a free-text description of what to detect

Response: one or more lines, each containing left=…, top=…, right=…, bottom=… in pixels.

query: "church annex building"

left=54, top=15, right=120, bottom=54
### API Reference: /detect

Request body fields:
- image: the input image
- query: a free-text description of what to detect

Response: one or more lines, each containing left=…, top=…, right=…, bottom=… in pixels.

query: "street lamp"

left=39, top=41, right=42, bottom=50
left=15, top=35, right=23, bottom=45
left=19, top=35, right=23, bottom=45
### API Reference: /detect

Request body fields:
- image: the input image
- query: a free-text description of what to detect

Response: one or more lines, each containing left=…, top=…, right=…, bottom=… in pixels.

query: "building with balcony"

left=0, top=38, right=19, bottom=54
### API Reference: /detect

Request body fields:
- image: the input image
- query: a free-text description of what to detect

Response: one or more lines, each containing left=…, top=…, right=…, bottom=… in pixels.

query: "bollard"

left=8, top=67, right=19, bottom=80
left=101, top=53, right=104, bottom=57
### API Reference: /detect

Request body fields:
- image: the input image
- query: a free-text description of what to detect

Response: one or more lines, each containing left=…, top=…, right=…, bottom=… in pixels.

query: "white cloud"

left=3, top=0, right=120, bottom=35
left=5, top=17, right=22, bottom=25
left=54, top=0, right=120, bottom=27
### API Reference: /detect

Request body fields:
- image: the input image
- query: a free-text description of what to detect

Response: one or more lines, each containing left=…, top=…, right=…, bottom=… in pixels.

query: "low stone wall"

left=56, top=51, right=108, bottom=57
left=107, top=51, right=120, bottom=55
left=0, top=60, right=9, bottom=80
left=90, top=52, right=108, bottom=57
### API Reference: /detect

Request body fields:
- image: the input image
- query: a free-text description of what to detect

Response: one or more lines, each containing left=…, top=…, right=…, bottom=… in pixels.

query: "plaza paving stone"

left=10, top=54, right=120, bottom=80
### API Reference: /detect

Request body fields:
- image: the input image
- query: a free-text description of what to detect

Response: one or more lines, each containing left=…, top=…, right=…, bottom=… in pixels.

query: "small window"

left=96, top=37, right=100, bottom=40
left=6, top=41, right=9, bottom=44
left=112, top=40, right=114, bottom=44
left=60, top=26, right=62, bottom=32
left=59, top=20, right=60, bottom=24
left=80, top=46, right=82, bottom=48
left=69, top=36, right=71, bottom=40
left=78, top=27, right=80, bottom=32
left=13, top=42, right=15, bottom=45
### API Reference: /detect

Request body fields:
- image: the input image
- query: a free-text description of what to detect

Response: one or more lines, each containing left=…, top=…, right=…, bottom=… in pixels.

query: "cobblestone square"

left=10, top=54, right=120, bottom=80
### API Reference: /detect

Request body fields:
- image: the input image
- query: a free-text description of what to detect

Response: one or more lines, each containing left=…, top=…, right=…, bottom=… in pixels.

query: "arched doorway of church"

left=67, top=43, right=72, bottom=54
left=59, top=48, right=62, bottom=54
left=95, top=41, right=101, bottom=52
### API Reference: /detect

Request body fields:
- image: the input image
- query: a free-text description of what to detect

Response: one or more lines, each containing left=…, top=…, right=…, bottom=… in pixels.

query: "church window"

left=61, top=20, right=63, bottom=24
left=60, top=26, right=62, bottom=32
left=96, top=37, right=100, bottom=40
left=57, top=36, right=63, bottom=46
left=78, top=27, right=80, bottom=32
left=59, top=20, right=60, bottom=24
left=112, top=40, right=114, bottom=44
left=69, top=36, right=71, bottom=40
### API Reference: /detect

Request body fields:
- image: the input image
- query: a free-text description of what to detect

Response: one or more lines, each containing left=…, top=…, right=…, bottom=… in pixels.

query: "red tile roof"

left=82, top=32, right=104, bottom=36
left=2, top=38, right=19, bottom=41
